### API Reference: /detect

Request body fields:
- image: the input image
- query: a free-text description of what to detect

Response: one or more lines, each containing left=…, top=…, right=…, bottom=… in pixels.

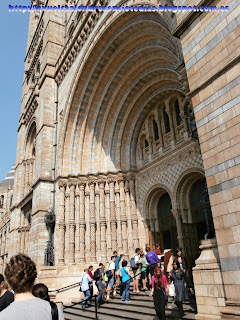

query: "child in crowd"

left=140, top=253, right=148, bottom=291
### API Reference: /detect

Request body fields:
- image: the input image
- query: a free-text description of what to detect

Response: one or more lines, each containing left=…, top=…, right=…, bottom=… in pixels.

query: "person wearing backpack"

left=121, top=260, right=131, bottom=302
left=131, top=248, right=141, bottom=294
left=94, top=263, right=105, bottom=308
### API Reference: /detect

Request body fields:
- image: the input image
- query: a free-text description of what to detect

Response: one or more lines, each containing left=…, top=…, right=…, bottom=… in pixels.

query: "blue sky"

left=0, top=1, right=29, bottom=181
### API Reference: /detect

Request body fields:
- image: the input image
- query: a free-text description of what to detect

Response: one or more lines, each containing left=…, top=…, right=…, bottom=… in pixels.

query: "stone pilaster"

left=89, top=182, right=96, bottom=262
left=21, top=162, right=26, bottom=199
left=79, top=183, right=86, bottom=263
left=84, top=183, right=90, bottom=262
left=119, top=180, right=128, bottom=258
left=172, top=209, right=184, bottom=251
left=129, top=179, right=139, bottom=249
left=65, top=185, right=70, bottom=263
left=95, top=182, right=101, bottom=261
left=69, top=183, right=76, bottom=265
left=115, top=180, right=122, bottom=252
left=58, top=183, right=65, bottom=265
left=105, top=181, right=112, bottom=259
left=125, top=180, right=133, bottom=256
left=75, top=184, right=80, bottom=264
left=99, top=182, right=107, bottom=262
left=109, top=180, right=117, bottom=252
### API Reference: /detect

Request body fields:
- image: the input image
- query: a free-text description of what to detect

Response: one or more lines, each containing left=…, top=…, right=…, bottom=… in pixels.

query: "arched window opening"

left=153, top=119, right=159, bottom=141
left=163, top=108, right=170, bottom=134
left=175, top=100, right=183, bottom=126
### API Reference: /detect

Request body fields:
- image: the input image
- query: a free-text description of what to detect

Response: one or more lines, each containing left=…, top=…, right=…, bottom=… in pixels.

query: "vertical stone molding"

left=115, top=180, right=122, bottom=252
left=79, top=183, right=86, bottom=263
left=69, top=183, right=76, bottom=264
left=172, top=209, right=184, bottom=251
left=125, top=180, right=133, bottom=255
left=119, top=180, right=128, bottom=258
left=75, top=184, right=80, bottom=264
left=21, top=162, right=26, bottom=199
left=89, top=182, right=96, bottom=262
left=84, top=183, right=90, bottom=262
left=25, top=161, right=30, bottom=194
left=95, top=182, right=101, bottom=261
left=105, top=181, right=112, bottom=259
left=58, top=183, right=66, bottom=265
left=99, top=181, right=107, bottom=262
left=129, top=179, right=139, bottom=249
left=65, top=185, right=70, bottom=263
left=109, top=180, right=117, bottom=252
left=193, top=238, right=225, bottom=320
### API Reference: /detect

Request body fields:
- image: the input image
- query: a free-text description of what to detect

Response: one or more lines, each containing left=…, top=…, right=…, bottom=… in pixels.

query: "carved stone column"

left=25, top=161, right=30, bottom=194
left=119, top=180, right=128, bottom=258
left=109, top=181, right=117, bottom=252
left=85, top=183, right=91, bottom=262
left=79, top=183, right=86, bottom=263
left=65, top=185, right=70, bottom=263
left=100, top=182, right=107, bottom=262
left=125, top=180, right=133, bottom=256
left=90, top=182, right=96, bottom=262
left=172, top=209, right=184, bottom=251
left=75, top=184, right=80, bottom=264
left=58, top=183, right=66, bottom=265
left=115, top=181, right=122, bottom=252
left=95, top=183, right=101, bottom=261
left=69, top=183, right=76, bottom=264
left=165, top=99, right=176, bottom=145
left=29, top=159, right=33, bottom=189
left=129, top=179, right=139, bottom=249
left=105, top=181, right=112, bottom=259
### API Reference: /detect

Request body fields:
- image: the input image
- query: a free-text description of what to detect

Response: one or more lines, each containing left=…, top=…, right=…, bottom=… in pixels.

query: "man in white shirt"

left=81, top=268, right=92, bottom=308
left=106, top=256, right=116, bottom=301
left=133, top=248, right=141, bottom=293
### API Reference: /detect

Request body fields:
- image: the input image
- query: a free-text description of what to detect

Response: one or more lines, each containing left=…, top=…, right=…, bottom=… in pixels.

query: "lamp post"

left=44, top=207, right=55, bottom=266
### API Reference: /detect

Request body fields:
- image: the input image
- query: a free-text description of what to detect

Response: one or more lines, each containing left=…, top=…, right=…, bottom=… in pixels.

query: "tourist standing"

left=176, top=248, right=188, bottom=273
left=88, top=265, right=94, bottom=302
left=121, top=260, right=131, bottom=302
left=0, top=253, right=52, bottom=320
left=170, top=260, right=194, bottom=319
left=140, top=253, right=148, bottom=291
left=132, top=248, right=141, bottom=294
left=106, top=256, right=116, bottom=301
left=145, top=245, right=159, bottom=277
left=149, top=267, right=168, bottom=320
left=81, top=268, right=93, bottom=309
left=94, top=263, right=105, bottom=308
left=32, top=283, right=64, bottom=320
left=0, top=274, right=14, bottom=312
left=119, top=254, right=125, bottom=295
left=114, top=251, right=121, bottom=293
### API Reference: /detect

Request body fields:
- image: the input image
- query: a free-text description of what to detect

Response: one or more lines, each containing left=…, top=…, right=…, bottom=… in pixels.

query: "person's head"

left=173, top=259, right=180, bottom=270
left=0, top=274, right=5, bottom=293
left=99, top=263, right=104, bottom=269
left=139, top=248, right=143, bottom=254
left=140, top=253, right=145, bottom=258
left=120, top=254, right=124, bottom=260
left=145, top=246, right=150, bottom=253
left=111, top=256, right=116, bottom=262
left=84, top=268, right=88, bottom=273
left=113, top=251, right=117, bottom=257
left=88, top=265, right=93, bottom=271
left=122, top=260, right=127, bottom=267
left=176, top=248, right=182, bottom=257
left=154, top=267, right=162, bottom=277
left=156, top=244, right=160, bottom=249
left=4, top=254, right=37, bottom=294
left=135, top=248, right=140, bottom=254
left=32, top=283, right=50, bottom=302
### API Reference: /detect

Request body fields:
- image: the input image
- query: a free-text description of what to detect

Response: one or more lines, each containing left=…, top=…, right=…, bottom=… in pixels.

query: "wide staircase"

left=63, top=289, right=197, bottom=320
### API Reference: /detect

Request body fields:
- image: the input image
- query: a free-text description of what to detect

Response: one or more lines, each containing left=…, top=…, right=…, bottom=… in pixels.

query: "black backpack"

left=93, top=268, right=100, bottom=281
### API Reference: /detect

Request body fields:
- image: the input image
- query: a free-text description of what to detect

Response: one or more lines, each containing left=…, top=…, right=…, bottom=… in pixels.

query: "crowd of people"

left=0, top=246, right=193, bottom=320
left=80, top=246, right=194, bottom=320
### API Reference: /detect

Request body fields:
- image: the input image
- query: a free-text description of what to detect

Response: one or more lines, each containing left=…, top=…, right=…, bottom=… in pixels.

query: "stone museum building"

left=1, top=0, right=239, bottom=318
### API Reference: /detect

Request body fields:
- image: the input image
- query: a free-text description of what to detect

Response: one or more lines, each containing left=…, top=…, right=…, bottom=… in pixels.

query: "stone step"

left=64, top=299, right=196, bottom=320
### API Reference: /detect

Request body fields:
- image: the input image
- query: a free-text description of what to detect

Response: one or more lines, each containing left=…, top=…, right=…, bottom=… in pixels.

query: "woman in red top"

left=149, top=267, right=168, bottom=320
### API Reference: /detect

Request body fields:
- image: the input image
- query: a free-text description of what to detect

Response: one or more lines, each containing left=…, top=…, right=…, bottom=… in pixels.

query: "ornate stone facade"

left=2, top=0, right=240, bottom=318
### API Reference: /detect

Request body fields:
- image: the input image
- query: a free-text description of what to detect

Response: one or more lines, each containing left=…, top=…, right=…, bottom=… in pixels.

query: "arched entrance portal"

left=146, top=174, right=215, bottom=276
left=152, top=193, right=178, bottom=253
